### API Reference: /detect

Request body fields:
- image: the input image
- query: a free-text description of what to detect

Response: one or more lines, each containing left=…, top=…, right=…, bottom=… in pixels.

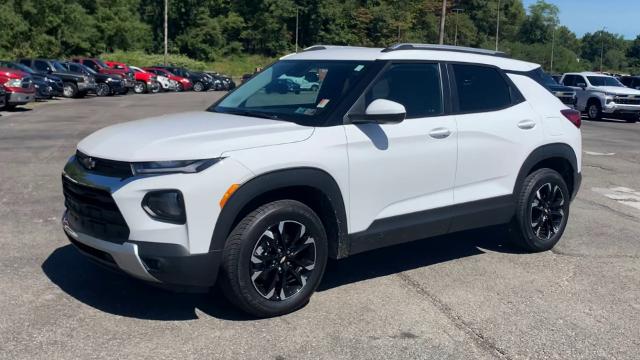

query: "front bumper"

left=603, top=102, right=640, bottom=114
left=8, top=92, right=34, bottom=105
left=60, top=155, right=251, bottom=288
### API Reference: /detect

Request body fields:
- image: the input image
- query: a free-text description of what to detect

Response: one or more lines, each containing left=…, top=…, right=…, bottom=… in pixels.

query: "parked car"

left=0, top=60, right=64, bottom=98
left=154, top=66, right=212, bottom=92
left=60, top=44, right=582, bottom=317
left=265, top=78, right=301, bottom=94
left=71, top=58, right=134, bottom=94
left=115, top=64, right=161, bottom=94
left=0, top=67, right=35, bottom=109
left=143, top=67, right=192, bottom=91
left=561, top=72, right=640, bottom=122
left=130, top=66, right=176, bottom=92
left=619, top=76, right=640, bottom=90
left=522, top=67, right=576, bottom=108
left=207, top=72, right=236, bottom=90
left=18, top=58, right=95, bottom=98
left=61, top=62, right=125, bottom=97
left=0, top=85, right=6, bottom=110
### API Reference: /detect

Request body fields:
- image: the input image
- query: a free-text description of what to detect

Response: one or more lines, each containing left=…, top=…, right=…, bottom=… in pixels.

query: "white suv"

left=61, top=44, right=582, bottom=317
left=560, top=72, right=640, bottom=122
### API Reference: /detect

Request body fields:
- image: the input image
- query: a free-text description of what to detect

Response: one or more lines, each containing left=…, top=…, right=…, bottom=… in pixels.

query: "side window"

left=452, top=64, right=511, bottom=113
left=577, top=76, right=587, bottom=86
left=562, top=75, right=574, bottom=86
left=83, top=60, right=96, bottom=70
left=34, top=60, right=49, bottom=72
left=365, top=63, right=443, bottom=118
left=70, top=64, right=81, bottom=73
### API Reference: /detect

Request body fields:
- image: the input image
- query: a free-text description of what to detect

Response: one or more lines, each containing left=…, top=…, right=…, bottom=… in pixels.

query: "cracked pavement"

left=1, top=93, right=639, bottom=359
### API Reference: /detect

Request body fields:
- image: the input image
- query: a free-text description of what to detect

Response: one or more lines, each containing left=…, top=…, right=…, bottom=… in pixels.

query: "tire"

left=96, top=83, right=111, bottom=97
left=133, top=81, right=147, bottom=94
left=586, top=100, right=602, bottom=120
left=510, top=168, right=570, bottom=252
left=220, top=200, right=328, bottom=318
left=62, top=82, right=78, bottom=98
left=150, top=81, right=161, bottom=93
left=624, top=114, right=638, bottom=123
left=193, top=81, right=205, bottom=92
left=176, top=83, right=184, bottom=92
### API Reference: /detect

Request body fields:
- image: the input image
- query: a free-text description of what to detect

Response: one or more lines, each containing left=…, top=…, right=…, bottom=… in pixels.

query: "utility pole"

left=439, top=0, right=447, bottom=45
left=600, top=27, right=607, bottom=72
left=550, top=26, right=556, bottom=72
left=295, top=8, right=299, bottom=53
left=164, top=0, right=168, bottom=65
left=452, top=8, right=463, bottom=46
left=495, top=0, right=501, bottom=51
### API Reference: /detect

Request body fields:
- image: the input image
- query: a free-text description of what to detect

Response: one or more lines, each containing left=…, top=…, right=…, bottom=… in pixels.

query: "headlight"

left=106, top=77, right=113, bottom=82
left=131, top=158, right=222, bottom=175
left=4, top=79, right=22, bottom=87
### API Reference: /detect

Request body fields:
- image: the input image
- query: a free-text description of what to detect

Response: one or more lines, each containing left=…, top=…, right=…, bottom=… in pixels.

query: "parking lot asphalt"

left=1, top=93, right=639, bottom=360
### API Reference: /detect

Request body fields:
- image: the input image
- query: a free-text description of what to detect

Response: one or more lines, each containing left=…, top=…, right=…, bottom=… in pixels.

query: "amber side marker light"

left=220, top=184, right=240, bottom=208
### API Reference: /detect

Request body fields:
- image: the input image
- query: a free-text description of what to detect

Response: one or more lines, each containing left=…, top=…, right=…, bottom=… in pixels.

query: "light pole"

left=452, top=8, right=463, bottom=46
left=439, top=0, right=447, bottom=45
left=550, top=26, right=556, bottom=72
left=600, top=26, right=607, bottom=72
left=164, top=0, right=168, bottom=65
left=295, top=8, right=299, bottom=53
left=495, top=0, right=501, bottom=51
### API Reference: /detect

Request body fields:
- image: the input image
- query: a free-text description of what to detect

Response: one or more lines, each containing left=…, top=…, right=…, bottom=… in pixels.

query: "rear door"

left=450, top=63, right=543, bottom=231
left=345, top=62, right=458, bottom=238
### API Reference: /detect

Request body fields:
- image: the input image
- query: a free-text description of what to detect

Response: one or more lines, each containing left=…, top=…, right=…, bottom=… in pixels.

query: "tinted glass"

left=562, top=75, right=575, bottom=86
left=34, top=60, right=49, bottom=72
left=453, top=64, right=511, bottom=112
left=365, top=63, right=442, bottom=118
left=212, top=60, right=373, bottom=126
left=587, top=76, right=624, bottom=87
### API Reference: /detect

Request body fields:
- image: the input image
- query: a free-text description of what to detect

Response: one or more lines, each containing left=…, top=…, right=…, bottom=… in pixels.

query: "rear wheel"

left=193, top=81, right=205, bottom=92
left=150, top=81, right=161, bottom=93
left=510, top=168, right=570, bottom=252
left=62, top=82, right=78, bottom=98
left=220, top=200, right=328, bottom=317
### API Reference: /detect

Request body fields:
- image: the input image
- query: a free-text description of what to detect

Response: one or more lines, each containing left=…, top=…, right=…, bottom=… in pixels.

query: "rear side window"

left=34, top=60, right=49, bottom=72
left=365, top=63, right=443, bottom=118
left=452, top=64, right=511, bottom=113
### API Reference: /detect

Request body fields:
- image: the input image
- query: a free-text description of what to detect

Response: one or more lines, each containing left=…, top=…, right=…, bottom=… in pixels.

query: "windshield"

left=540, top=72, right=558, bottom=86
left=211, top=60, right=373, bottom=125
left=0, top=61, right=35, bottom=74
left=587, top=76, right=624, bottom=87
left=51, top=61, right=68, bottom=72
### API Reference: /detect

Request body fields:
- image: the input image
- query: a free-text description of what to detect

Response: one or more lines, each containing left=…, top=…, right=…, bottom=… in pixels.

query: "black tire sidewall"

left=63, top=82, right=77, bottom=98
left=223, top=200, right=328, bottom=317
left=514, top=169, right=570, bottom=252
left=587, top=102, right=602, bottom=120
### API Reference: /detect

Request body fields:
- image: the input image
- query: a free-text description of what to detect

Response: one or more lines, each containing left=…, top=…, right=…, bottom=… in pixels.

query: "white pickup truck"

left=560, top=72, right=640, bottom=122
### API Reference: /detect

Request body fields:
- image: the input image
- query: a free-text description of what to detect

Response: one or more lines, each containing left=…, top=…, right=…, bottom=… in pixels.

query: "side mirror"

left=577, top=83, right=586, bottom=89
left=351, top=99, right=406, bottom=124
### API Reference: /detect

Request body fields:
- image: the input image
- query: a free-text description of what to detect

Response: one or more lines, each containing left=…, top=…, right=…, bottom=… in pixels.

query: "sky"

left=521, top=0, right=640, bottom=39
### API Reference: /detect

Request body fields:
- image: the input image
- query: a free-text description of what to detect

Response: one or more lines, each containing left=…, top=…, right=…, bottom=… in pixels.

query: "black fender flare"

left=513, top=143, right=579, bottom=198
left=209, top=167, right=349, bottom=258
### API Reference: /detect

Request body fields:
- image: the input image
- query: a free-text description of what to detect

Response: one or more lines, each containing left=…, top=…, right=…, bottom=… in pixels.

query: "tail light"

left=561, top=109, right=581, bottom=128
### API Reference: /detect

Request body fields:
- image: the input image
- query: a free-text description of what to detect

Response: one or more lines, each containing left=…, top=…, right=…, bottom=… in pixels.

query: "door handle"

left=429, top=127, right=452, bottom=139
left=517, top=119, right=536, bottom=130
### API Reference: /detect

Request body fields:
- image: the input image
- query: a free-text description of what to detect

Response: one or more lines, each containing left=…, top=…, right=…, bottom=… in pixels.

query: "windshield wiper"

left=223, top=109, right=280, bottom=120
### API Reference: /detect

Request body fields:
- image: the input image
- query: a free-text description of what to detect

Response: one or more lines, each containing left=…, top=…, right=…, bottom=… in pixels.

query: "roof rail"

left=382, top=43, right=509, bottom=58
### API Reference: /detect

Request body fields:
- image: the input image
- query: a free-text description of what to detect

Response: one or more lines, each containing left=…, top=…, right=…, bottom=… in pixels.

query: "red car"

left=71, top=58, right=134, bottom=93
left=106, top=61, right=160, bottom=94
left=143, top=67, right=192, bottom=91
left=0, top=68, right=35, bottom=110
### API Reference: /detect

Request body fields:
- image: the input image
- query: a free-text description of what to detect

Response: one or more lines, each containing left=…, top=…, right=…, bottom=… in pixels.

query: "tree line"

left=1, top=0, right=640, bottom=74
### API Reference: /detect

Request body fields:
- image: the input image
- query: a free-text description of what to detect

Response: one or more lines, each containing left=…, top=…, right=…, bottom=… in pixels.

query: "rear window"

left=452, top=64, right=512, bottom=113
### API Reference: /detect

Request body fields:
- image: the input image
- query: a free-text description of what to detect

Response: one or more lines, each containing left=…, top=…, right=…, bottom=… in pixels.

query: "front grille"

left=76, top=151, right=132, bottom=178
left=614, top=97, right=640, bottom=105
left=62, top=175, right=130, bottom=243
left=21, top=78, right=32, bottom=89
left=68, top=235, right=116, bottom=265
left=558, top=96, right=576, bottom=105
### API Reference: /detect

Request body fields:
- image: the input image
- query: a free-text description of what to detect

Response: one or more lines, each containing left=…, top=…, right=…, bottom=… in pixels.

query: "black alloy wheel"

left=250, top=220, right=317, bottom=301
left=530, top=183, right=565, bottom=241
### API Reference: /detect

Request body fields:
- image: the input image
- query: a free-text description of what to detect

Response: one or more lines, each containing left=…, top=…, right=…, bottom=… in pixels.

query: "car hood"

left=547, top=84, right=575, bottom=93
left=595, top=86, right=640, bottom=95
left=77, top=111, right=315, bottom=162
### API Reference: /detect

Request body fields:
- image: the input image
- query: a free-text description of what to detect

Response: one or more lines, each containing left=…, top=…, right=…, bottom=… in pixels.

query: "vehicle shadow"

left=41, top=226, right=522, bottom=321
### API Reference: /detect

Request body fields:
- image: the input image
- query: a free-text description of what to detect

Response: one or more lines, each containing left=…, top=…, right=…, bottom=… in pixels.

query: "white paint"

left=592, top=187, right=640, bottom=210
left=585, top=151, right=615, bottom=156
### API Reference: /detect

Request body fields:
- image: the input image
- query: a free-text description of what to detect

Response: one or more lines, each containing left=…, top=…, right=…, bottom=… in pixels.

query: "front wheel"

left=220, top=200, right=328, bottom=317
left=96, top=83, right=111, bottom=97
left=510, top=169, right=570, bottom=252
left=133, top=81, right=147, bottom=94
left=193, top=81, right=205, bottom=92
left=62, top=82, right=78, bottom=98
left=587, top=101, right=602, bottom=120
